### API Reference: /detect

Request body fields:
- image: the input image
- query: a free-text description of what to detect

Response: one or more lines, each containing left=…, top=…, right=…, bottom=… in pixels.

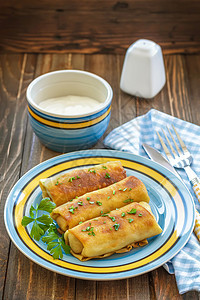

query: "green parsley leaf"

left=96, top=201, right=102, bottom=206
left=36, top=214, right=54, bottom=226
left=113, top=190, right=116, bottom=195
left=78, top=201, right=83, bottom=206
left=30, top=205, right=35, bottom=218
left=76, top=176, right=80, bottom=179
left=38, top=198, right=56, bottom=213
left=121, top=212, right=126, bottom=217
left=21, top=216, right=34, bottom=227
left=107, top=196, right=110, bottom=199
left=42, top=231, right=58, bottom=243
left=47, top=241, right=58, bottom=250
left=109, top=216, right=116, bottom=222
left=79, top=221, right=83, bottom=224
left=102, top=166, right=107, bottom=169
left=138, top=213, right=143, bottom=217
left=50, top=244, right=63, bottom=259
left=30, top=221, right=44, bottom=241
left=86, top=197, right=90, bottom=201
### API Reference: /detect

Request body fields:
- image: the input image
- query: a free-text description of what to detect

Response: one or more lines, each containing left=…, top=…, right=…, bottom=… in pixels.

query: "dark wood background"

left=0, top=0, right=200, bottom=54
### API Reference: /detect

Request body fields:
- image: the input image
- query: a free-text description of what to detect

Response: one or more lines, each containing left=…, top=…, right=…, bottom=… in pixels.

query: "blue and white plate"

left=4, top=149, right=195, bottom=280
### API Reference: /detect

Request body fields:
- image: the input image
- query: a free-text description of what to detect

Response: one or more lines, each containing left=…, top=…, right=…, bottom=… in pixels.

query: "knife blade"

left=142, top=143, right=181, bottom=178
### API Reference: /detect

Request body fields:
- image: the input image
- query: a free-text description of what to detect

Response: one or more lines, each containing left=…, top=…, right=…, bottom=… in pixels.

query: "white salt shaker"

left=120, top=39, right=166, bottom=98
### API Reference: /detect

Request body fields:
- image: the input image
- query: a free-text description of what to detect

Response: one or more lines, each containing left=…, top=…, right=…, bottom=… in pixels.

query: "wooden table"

left=1, top=53, right=200, bottom=300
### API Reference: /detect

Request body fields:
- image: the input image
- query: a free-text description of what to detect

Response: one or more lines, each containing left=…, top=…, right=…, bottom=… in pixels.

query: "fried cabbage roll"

left=39, top=161, right=126, bottom=206
left=64, top=202, right=162, bottom=260
left=51, top=176, right=150, bottom=231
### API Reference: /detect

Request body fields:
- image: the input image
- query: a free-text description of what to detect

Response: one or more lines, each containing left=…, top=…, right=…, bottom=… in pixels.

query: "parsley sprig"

left=21, top=198, right=70, bottom=259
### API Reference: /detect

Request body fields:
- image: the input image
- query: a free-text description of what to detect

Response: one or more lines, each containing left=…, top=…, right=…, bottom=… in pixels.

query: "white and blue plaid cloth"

left=104, top=109, right=200, bottom=294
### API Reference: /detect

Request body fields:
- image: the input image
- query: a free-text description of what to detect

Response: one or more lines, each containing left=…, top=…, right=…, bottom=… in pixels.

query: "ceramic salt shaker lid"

left=120, top=39, right=166, bottom=98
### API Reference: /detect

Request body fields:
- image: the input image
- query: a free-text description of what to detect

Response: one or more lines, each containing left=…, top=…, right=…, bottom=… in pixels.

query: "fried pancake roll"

left=39, top=161, right=126, bottom=206
left=64, top=202, right=162, bottom=261
left=51, top=176, right=150, bottom=231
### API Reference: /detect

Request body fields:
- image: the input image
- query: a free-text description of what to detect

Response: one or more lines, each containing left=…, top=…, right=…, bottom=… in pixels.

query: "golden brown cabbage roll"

left=51, top=176, right=150, bottom=231
left=39, top=161, right=126, bottom=206
left=64, top=202, right=162, bottom=260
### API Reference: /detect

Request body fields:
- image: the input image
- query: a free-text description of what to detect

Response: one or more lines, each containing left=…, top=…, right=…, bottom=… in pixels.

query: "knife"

left=142, top=143, right=200, bottom=241
left=142, top=143, right=180, bottom=178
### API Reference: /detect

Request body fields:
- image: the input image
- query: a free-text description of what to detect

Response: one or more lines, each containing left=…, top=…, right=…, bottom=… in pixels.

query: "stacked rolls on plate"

left=39, top=161, right=162, bottom=261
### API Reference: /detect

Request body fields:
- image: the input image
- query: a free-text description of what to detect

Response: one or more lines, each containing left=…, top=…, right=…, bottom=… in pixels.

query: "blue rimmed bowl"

left=26, top=70, right=113, bottom=152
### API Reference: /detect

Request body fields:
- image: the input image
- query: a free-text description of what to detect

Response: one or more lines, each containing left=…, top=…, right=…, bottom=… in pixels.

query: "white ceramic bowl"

left=26, top=70, right=113, bottom=152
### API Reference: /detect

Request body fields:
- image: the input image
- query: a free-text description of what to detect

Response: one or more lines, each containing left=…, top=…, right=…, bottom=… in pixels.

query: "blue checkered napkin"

left=104, top=109, right=200, bottom=294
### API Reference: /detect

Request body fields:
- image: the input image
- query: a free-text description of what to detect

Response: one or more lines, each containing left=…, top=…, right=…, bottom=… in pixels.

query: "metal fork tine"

left=167, top=126, right=182, bottom=155
left=172, top=125, right=189, bottom=154
left=156, top=131, right=174, bottom=160
left=161, top=129, right=178, bottom=158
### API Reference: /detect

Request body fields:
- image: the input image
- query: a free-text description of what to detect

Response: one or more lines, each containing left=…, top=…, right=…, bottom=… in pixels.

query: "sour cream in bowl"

left=26, top=70, right=113, bottom=152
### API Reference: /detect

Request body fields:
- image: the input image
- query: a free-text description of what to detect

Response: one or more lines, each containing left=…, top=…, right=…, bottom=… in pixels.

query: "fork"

left=157, top=125, right=200, bottom=241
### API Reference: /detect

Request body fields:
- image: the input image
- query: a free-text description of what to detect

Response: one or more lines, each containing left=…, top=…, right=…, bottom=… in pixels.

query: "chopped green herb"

left=110, top=228, right=112, bottom=230
left=123, top=188, right=127, bottom=191
left=113, top=190, right=116, bottom=195
left=121, top=212, right=126, bottom=217
left=102, top=166, right=107, bottom=169
left=119, top=188, right=122, bottom=191
left=107, top=196, right=111, bottom=199
left=101, top=213, right=109, bottom=217
left=123, top=199, right=134, bottom=203
left=113, top=223, right=120, bottom=231
left=82, top=226, right=95, bottom=236
left=68, top=177, right=76, bottom=182
left=103, top=221, right=106, bottom=224
left=89, top=201, right=94, bottom=204
left=79, top=221, right=83, bottom=224
left=127, top=208, right=137, bottom=214
left=101, top=211, right=103, bottom=214
left=128, top=218, right=134, bottom=223
left=88, top=169, right=96, bottom=174
left=138, top=213, right=143, bottom=217
left=78, top=201, right=83, bottom=206
left=76, top=176, right=80, bottom=179
left=116, top=208, right=119, bottom=210
left=129, top=188, right=132, bottom=191
left=68, top=206, right=78, bottom=214
left=78, top=184, right=81, bottom=187
left=93, top=219, right=98, bottom=221
left=96, top=201, right=102, bottom=206
left=75, top=196, right=78, bottom=199
left=86, top=197, right=91, bottom=201
left=109, top=216, right=116, bottom=222
left=55, top=178, right=60, bottom=186
left=105, top=173, right=111, bottom=179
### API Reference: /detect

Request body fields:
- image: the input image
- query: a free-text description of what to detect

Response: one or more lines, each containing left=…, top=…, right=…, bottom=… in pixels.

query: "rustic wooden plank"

left=75, top=280, right=96, bottom=300
left=96, top=279, right=128, bottom=300
left=0, top=1, right=200, bottom=54
left=0, top=53, right=36, bottom=299
left=128, top=274, right=151, bottom=300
